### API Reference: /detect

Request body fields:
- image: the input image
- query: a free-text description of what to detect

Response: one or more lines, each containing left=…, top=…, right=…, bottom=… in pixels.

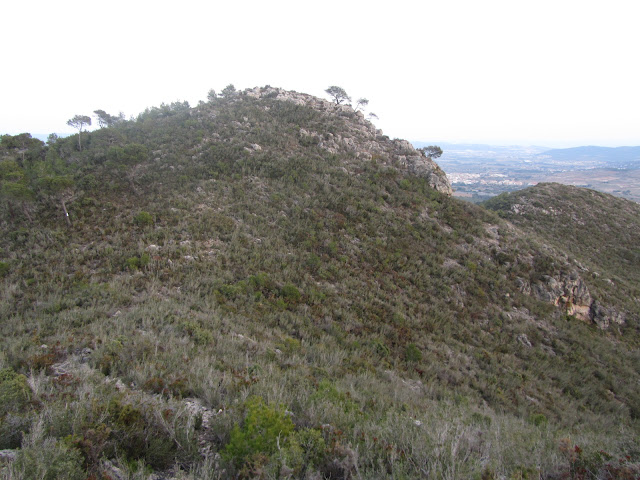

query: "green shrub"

left=181, top=320, right=214, bottom=345
left=372, top=339, right=390, bottom=357
left=222, top=396, right=295, bottom=468
left=125, top=253, right=150, bottom=270
left=133, top=211, right=153, bottom=227
left=126, top=256, right=141, bottom=270
left=248, top=272, right=273, bottom=290
left=277, top=336, right=301, bottom=355
left=0, top=261, right=9, bottom=277
left=0, top=367, right=31, bottom=416
left=405, top=343, right=423, bottom=363
left=279, top=283, right=301, bottom=303
left=0, top=412, right=31, bottom=449
left=469, top=412, right=492, bottom=427
left=107, top=144, right=148, bottom=165
left=528, top=413, right=548, bottom=427
left=106, top=399, right=183, bottom=469
left=280, top=428, right=327, bottom=475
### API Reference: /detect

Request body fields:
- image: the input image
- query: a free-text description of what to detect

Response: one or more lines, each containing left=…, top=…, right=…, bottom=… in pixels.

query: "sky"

left=1, top=0, right=639, bottom=148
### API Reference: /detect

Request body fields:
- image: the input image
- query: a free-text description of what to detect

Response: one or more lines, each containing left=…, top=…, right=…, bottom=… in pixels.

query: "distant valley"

left=414, top=142, right=640, bottom=202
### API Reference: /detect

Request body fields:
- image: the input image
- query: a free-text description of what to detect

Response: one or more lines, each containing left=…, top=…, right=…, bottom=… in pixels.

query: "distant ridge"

left=413, top=141, right=549, bottom=152
left=537, top=145, right=640, bottom=166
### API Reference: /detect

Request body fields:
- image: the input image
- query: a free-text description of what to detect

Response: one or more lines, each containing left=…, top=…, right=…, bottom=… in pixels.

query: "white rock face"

left=520, top=271, right=625, bottom=328
left=243, top=86, right=453, bottom=196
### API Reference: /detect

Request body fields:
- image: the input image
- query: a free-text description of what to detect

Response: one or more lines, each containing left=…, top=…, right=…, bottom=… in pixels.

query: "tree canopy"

left=93, top=110, right=122, bottom=128
left=325, top=86, right=351, bottom=105
left=221, top=84, right=237, bottom=98
left=418, top=145, right=443, bottom=159
left=67, top=115, right=92, bottom=151
left=354, top=98, right=369, bottom=112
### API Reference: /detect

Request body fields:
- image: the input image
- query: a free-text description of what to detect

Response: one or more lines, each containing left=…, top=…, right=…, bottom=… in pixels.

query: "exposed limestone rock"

left=589, top=301, right=626, bottom=329
left=0, top=449, right=17, bottom=462
left=244, top=86, right=453, bottom=196
left=515, top=277, right=532, bottom=295
left=390, top=139, right=453, bottom=195
left=519, top=271, right=625, bottom=329
left=531, top=272, right=592, bottom=321
left=517, top=333, right=532, bottom=348
left=405, top=155, right=453, bottom=196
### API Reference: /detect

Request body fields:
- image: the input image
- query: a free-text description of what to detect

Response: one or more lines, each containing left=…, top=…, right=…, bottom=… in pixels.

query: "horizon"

left=4, top=130, right=637, bottom=152
left=2, top=1, right=639, bottom=153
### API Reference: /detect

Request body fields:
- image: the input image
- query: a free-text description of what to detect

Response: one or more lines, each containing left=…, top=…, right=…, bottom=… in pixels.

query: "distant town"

left=413, top=142, right=640, bottom=203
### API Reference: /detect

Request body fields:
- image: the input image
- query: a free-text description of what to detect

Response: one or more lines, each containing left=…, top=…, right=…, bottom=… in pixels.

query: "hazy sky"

left=2, top=0, right=639, bottom=147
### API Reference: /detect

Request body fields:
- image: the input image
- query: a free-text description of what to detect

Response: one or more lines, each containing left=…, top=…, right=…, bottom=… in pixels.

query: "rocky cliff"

left=245, top=87, right=453, bottom=195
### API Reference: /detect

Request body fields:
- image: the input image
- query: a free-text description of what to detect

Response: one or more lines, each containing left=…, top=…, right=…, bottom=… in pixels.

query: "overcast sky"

left=2, top=0, right=638, bottom=147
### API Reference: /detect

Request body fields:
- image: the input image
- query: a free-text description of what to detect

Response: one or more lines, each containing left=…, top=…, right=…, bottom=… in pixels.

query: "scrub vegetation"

left=1, top=87, right=638, bottom=479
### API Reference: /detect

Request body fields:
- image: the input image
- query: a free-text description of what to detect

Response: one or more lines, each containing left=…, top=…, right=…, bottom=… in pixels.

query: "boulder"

left=589, top=301, right=626, bottom=329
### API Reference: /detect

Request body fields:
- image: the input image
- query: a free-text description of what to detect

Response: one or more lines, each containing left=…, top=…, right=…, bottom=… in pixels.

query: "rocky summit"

left=248, top=86, right=453, bottom=196
left=0, top=88, right=638, bottom=478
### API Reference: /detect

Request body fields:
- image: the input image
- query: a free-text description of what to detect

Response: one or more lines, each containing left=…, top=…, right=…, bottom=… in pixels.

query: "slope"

left=1, top=89, right=639, bottom=478
left=484, top=183, right=640, bottom=329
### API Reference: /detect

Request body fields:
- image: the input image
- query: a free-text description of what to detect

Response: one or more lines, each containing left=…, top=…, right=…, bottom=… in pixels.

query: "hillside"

left=484, top=183, right=640, bottom=329
left=1, top=88, right=639, bottom=479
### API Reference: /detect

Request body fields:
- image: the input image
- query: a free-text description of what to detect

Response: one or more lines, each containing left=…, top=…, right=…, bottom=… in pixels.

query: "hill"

left=421, top=143, right=640, bottom=203
left=1, top=88, right=639, bottom=479
left=484, top=183, right=640, bottom=328
left=537, top=146, right=640, bottom=168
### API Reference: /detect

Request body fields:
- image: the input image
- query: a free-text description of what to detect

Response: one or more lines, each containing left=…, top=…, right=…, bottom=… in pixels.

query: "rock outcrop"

left=244, top=86, right=453, bottom=196
left=519, top=271, right=625, bottom=329
left=405, top=154, right=453, bottom=196
left=589, top=301, right=626, bottom=329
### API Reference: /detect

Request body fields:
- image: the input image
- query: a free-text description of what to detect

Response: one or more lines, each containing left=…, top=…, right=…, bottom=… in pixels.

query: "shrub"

left=405, top=343, right=423, bottom=363
left=280, top=428, right=327, bottom=475
left=133, top=211, right=153, bottom=227
left=469, top=412, right=492, bottom=427
left=0, top=412, right=31, bottom=449
left=277, top=336, right=301, bottom=355
left=279, top=283, right=302, bottom=303
left=528, top=413, right=548, bottom=427
left=0, top=261, right=9, bottom=277
left=0, top=367, right=31, bottom=416
left=181, top=320, right=214, bottom=345
left=107, top=144, right=148, bottom=165
left=222, top=396, right=295, bottom=468
left=9, top=437, right=85, bottom=480
left=248, top=272, right=274, bottom=290
left=126, top=253, right=150, bottom=270
left=372, top=339, right=390, bottom=357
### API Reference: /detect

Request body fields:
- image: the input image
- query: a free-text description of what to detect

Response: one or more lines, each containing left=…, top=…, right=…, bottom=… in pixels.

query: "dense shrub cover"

left=0, top=89, right=638, bottom=478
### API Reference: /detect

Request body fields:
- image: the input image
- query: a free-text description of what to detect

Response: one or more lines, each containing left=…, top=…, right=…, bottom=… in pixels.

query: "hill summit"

left=0, top=87, right=639, bottom=478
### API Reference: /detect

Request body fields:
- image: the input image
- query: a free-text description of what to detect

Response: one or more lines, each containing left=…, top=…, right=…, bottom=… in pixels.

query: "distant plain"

left=419, top=143, right=640, bottom=202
